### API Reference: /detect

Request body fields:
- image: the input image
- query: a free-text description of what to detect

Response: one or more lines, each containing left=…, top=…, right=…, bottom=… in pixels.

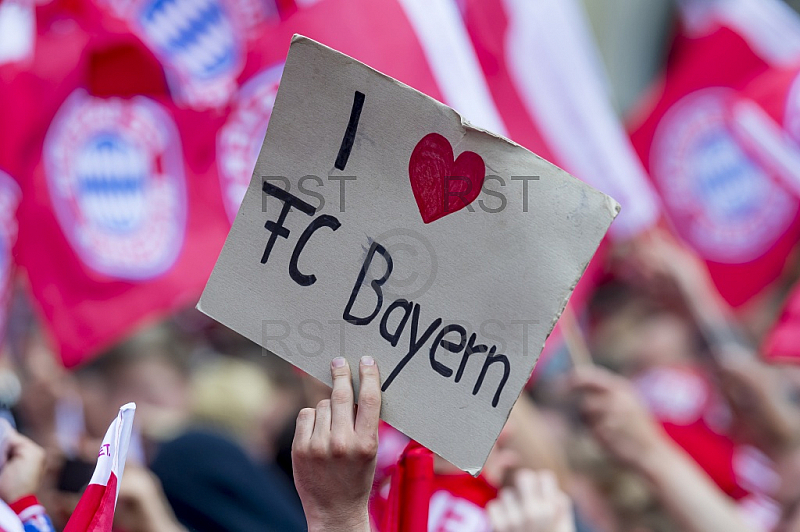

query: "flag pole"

left=384, top=441, right=433, bottom=532
left=560, top=306, right=593, bottom=367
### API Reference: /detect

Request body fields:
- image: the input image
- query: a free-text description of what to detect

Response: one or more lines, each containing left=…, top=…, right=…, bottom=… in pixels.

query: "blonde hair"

left=190, top=358, right=275, bottom=441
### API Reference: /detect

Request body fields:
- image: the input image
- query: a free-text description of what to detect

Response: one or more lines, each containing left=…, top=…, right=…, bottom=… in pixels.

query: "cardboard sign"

left=198, top=35, right=619, bottom=473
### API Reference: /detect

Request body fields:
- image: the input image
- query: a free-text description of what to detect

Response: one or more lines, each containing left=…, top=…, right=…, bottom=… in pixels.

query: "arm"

left=291, top=356, right=381, bottom=532
left=571, top=367, right=755, bottom=532
left=634, top=231, right=743, bottom=350
left=637, top=439, right=754, bottom=532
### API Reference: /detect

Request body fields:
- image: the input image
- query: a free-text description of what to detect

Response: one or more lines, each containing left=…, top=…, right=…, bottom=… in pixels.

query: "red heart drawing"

left=408, top=133, right=486, bottom=224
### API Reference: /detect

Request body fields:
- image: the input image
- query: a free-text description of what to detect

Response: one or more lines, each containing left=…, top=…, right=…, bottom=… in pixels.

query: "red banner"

left=628, top=0, right=800, bottom=307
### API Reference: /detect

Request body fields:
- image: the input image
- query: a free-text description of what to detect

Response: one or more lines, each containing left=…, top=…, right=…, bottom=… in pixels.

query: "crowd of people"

left=0, top=231, right=795, bottom=532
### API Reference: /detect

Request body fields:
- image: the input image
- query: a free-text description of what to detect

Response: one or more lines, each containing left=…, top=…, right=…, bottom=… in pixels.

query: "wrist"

left=137, top=500, right=185, bottom=532
left=9, top=495, right=51, bottom=528
left=9, top=494, right=40, bottom=514
left=306, top=508, right=371, bottom=532
left=140, top=514, right=184, bottom=532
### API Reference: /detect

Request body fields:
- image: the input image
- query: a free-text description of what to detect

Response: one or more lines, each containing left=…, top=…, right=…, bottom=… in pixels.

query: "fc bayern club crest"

left=0, top=171, right=21, bottom=341
left=650, top=88, right=797, bottom=264
left=217, top=63, right=283, bottom=221
left=43, top=90, right=188, bottom=281
left=98, top=0, right=246, bottom=109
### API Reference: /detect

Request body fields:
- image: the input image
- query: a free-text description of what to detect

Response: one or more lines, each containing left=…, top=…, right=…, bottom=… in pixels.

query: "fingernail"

left=361, top=356, right=375, bottom=366
left=332, top=357, right=346, bottom=368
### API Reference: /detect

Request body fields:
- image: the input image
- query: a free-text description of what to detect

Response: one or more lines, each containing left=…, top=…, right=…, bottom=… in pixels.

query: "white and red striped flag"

left=458, top=0, right=662, bottom=240
left=64, top=403, right=136, bottom=532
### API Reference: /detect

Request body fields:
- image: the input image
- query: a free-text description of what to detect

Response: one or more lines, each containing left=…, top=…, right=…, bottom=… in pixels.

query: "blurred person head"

left=189, top=356, right=290, bottom=459
left=589, top=281, right=698, bottom=374
left=151, top=352, right=308, bottom=532
left=75, top=322, right=191, bottom=445
left=15, top=326, right=73, bottom=447
left=199, top=321, right=305, bottom=458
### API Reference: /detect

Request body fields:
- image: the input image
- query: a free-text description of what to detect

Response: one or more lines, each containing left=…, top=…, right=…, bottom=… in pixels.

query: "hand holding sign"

left=292, top=357, right=380, bottom=532
left=198, top=35, right=619, bottom=473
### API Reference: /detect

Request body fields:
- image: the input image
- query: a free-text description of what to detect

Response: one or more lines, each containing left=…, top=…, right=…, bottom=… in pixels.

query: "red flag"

left=628, top=0, right=800, bottom=307
left=64, top=403, right=135, bottom=532
left=383, top=441, right=433, bottom=532
left=15, top=88, right=230, bottom=367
